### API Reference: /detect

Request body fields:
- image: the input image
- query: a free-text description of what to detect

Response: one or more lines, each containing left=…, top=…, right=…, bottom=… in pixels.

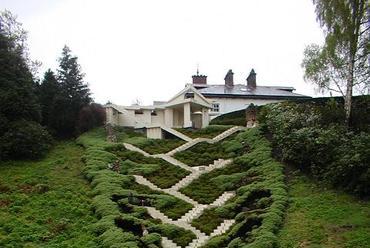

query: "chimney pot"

left=224, top=69, right=234, bottom=88
left=247, top=69, right=257, bottom=88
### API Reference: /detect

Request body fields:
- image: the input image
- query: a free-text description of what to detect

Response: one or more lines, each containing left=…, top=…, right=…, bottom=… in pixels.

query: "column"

left=164, top=108, right=173, bottom=127
left=183, top=103, right=192, bottom=128
left=202, top=108, right=209, bottom=128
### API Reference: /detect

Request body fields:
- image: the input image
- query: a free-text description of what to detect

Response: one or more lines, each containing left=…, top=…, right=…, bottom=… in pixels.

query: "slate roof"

left=195, top=84, right=310, bottom=99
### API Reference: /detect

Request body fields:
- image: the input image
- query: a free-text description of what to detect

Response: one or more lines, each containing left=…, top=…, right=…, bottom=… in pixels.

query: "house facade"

left=105, top=84, right=211, bottom=130
left=105, top=69, right=309, bottom=135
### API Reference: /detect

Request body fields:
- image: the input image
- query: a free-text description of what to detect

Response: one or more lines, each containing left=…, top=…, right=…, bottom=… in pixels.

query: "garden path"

left=124, top=126, right=245, bottom=247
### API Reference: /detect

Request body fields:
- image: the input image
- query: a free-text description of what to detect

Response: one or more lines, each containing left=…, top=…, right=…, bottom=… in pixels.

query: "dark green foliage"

left=200, top=128, right=288, bottom=247
left=76, top=103, right=106, bottom=134
left=174, top=142, right=229, bottom=167
left=175, top=125, right=232, bottom=139
left=210, top=109, right=246, bottom=126
left=0, top=19, right=52, bottom=160
left=191, top=208, right=224, bottom=235
left=38, top=69, right=60, bottom=128
left=0, top=120, right=52, bottom=160
left=180, top=163, right=248, bottom=204
left=258, top=99, right=370, bottom=196
left=148, top=224, right=196, bottom=247
left=48, top=45, right=91, bottom=137
left=109, top=145, right=190, bottom=188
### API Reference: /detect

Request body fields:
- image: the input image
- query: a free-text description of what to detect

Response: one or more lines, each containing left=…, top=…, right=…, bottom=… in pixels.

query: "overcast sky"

left=2, top=0, right=325, bottom=105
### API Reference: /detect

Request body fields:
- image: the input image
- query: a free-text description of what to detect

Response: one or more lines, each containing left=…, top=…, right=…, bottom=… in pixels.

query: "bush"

left=0, top=120, right=52, bottom=160
left=77, top=103, right=106, bottom=134
left=258, top=99, right=370, bottom=197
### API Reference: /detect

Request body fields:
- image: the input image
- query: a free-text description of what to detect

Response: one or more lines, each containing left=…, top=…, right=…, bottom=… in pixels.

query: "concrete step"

left=209, top=191, right=236, bottom=207
left=161, top=237, right=181, bottom=248
left=123, top=143, right=150, bottom=156
left=161, top=126, right=193, bottom=142
left=209, top=219, right=235, bottom=237
left=179, top=204, right=208, bottom=223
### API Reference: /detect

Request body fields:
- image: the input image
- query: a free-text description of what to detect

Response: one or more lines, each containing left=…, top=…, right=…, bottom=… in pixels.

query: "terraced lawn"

left=78, top=127, right=288, bottom=248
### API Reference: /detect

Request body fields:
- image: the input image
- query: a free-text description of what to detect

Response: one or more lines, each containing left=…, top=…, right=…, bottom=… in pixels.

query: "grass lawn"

left=0, top=141, right=98, bottom=247
left=277, top=169, right=370, bottom=248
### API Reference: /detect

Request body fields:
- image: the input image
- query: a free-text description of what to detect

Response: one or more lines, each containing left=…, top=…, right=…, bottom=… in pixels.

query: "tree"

left=0, top=11, right=51, bottom=160
left=52, top=45, right=91, bottom=137
left=302, top=0, right=370, bottom=125
left=38, top=69, right=60, bottom=128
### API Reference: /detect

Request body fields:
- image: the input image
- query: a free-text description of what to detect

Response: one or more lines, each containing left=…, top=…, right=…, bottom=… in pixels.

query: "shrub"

left=258, top=99, right=370, bottom=197
left=0, top=120, right=52, bottom=160
left=77, top=103, right=106, bottom=134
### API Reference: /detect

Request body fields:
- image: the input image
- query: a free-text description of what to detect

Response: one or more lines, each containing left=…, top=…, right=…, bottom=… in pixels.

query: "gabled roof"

left=196, top=84, right=310, bottom=99
left=165, top=84, right=211, bottom=108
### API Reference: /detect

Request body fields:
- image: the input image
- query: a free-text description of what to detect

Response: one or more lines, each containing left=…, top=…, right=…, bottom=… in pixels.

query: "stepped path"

left=125, top=126, right=245, bottom=247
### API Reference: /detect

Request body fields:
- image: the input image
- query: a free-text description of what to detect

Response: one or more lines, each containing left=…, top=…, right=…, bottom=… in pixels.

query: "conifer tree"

left=53, top=45, right=91, bottom=137
left=38, top=69, right=59, bottom=128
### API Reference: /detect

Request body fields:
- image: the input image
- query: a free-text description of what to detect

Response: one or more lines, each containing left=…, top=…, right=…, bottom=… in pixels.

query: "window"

left=184, top=92, right=194, bottom=99
left=134, top=110, right=143, bottom=115
left=212, top=103, right=219, bottom=112
left=151, top=110, right=157, bottom=116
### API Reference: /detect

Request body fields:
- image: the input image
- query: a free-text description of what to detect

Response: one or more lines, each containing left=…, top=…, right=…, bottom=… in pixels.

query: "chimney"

left=224, top=69, right=234, bottom=88
left=247, top=69, right=256, bottom=89
left=192, top=69, right=207, bottom=84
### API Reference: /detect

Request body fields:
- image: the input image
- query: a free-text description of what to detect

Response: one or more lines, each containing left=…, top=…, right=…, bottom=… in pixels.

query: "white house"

left=105, top=69, right=309, bottom=138
left=193, top=69, right=310, bottom=119
left=105, top=84, right=212, bottom=138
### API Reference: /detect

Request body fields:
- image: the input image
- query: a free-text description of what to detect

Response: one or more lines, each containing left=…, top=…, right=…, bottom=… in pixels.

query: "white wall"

left=207, top=97, right=283, bottom=119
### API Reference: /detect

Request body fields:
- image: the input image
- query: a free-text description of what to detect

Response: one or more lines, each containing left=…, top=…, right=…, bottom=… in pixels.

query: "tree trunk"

left=344, top=60, right=354, bottom=126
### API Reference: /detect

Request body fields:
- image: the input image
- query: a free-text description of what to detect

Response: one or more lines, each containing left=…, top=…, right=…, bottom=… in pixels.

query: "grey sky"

left=2, top=0, right=325, bottom=105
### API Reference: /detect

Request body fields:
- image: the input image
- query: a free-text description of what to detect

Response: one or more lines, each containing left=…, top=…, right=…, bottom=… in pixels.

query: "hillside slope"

left=0, top=142, right=98, bottom=247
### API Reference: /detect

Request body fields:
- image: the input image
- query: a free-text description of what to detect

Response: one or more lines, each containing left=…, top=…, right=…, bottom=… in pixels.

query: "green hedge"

left=258, top=98, right=370, bottom=197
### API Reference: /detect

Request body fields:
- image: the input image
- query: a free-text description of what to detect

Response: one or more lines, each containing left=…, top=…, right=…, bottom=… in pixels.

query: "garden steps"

left=161, top=237, right=181, bottom=248
left=166, top=126, right=246, bottom=156
left=166, top=137, right=208, bottom=156
left=209, top=219, right=235, bottom=237
left=123, top=143, right=150, bottom=156
left=133, top=175, right=162, bottom=192
left=209, top=191, right=236, bottom=207
left=155, top=154, right=195, bottom=172
left=212, top=126, right=246, bottom=142
left=163, top=188, right=199, bottom=206
left=161, top=126, right=193, bottom=142
left=178, top=204, right=208, bottom=223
